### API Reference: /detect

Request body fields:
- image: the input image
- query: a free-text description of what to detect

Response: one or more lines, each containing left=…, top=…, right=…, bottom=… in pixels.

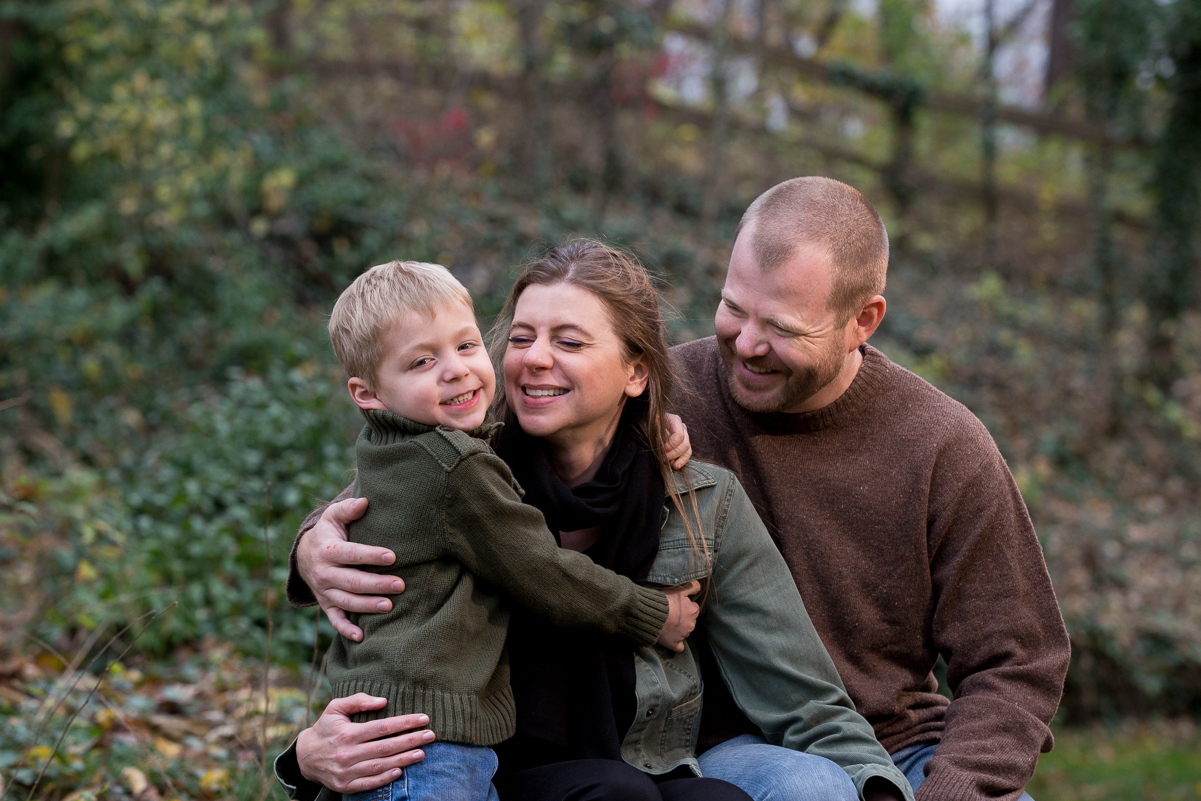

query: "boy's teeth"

left=744, top=362, right=774, bottom=374
left=444, top=390, right=475, bottom=405
left=526, top=388, right=568, bottom=397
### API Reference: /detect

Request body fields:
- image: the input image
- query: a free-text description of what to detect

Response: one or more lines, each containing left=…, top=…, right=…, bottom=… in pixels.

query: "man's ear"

left=624, top=354, right=651, bottom=398
left=348, top=377, right=387, bottom=410
left=847, top=295, right=886, bottom=350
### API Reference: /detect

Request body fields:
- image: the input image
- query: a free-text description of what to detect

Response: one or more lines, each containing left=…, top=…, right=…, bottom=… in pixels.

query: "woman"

left=275, top=241, right=912, bottom=801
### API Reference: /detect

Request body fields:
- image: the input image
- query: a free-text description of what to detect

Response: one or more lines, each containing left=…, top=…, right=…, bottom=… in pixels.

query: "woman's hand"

left=296, top=694, right=434, bottom=794
left=664, top=414, right=692, bottom=470
left=297, top=497, right=404, bottom=642
left=657, top=580, right=701, bottom=652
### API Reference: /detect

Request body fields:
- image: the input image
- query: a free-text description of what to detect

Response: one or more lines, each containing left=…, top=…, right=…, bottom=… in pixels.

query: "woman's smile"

left=504, top=282, right=648, bottom=480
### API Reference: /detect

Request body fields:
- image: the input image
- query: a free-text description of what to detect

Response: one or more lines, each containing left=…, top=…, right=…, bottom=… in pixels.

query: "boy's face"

left=349, top=300, right=496, bottom=431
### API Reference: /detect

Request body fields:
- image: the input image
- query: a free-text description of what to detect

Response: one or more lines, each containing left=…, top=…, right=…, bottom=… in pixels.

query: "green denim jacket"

left=622, top=462, right=913, bottom=801
left=275, top=461, right=913, bottom=801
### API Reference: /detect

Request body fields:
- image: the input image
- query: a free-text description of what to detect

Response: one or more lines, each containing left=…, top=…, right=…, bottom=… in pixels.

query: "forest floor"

left=1, top=647, right=1198, bottom=801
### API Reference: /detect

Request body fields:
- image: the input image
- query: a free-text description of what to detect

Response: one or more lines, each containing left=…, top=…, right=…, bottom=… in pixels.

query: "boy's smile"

left=348, top=300, right=496, bottom=431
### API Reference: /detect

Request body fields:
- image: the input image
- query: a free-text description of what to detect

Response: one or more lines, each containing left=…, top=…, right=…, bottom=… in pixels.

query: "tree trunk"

left=1044, top=0, right=1074, bottom=100
left=516, top=0, right=550, bottom=192
left=1144, top=7, right=1201, bottom=390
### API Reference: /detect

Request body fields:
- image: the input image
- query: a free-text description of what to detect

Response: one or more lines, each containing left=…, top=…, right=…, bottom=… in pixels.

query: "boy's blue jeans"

left=345, top=742, right=500, bottom=801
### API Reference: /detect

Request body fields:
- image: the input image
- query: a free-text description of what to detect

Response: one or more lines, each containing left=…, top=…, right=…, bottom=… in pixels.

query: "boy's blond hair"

left=329, top=260, right=472, bottom=386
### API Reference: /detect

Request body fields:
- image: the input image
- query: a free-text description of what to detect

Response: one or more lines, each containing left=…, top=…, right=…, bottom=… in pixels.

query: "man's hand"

left=296, top=694, right=432, bottom=794
left=297, top=497, right=404, bottom=641
left=664, top=413, right=692, bottom=470
left=657, top=580, right=701, bottom=652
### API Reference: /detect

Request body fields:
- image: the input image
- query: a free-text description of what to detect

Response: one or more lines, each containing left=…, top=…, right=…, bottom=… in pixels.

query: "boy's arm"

left=442, top=450, right=671, bottom=647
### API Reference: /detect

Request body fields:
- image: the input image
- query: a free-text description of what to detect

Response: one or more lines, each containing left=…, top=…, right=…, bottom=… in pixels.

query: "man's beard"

left=721, top=337, right=846, bottom=414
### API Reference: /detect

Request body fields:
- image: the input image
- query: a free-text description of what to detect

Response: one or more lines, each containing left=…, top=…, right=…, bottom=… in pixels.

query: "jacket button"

left=646, top=708, right=656, bottom=718
left=644, top=762, right=653, bottom=769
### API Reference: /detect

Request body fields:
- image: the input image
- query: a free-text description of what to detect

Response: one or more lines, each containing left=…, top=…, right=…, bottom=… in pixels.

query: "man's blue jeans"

left=697, top=734, right=859, bottom=801
left=345, top=741, right=500, bottom=801
left=890, top=742, right=1035, bottom=801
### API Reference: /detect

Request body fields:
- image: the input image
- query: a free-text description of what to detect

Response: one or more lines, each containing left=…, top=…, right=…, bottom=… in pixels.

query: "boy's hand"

left=297, top=497, right=404, bottom=642
left=664, top=413, right=692, bottom=470
left=657, top=580, right=701, bottom=652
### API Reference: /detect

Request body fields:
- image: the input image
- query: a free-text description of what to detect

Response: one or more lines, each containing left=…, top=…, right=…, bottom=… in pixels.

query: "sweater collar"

left=718, top=344, right=892, bottom=434
left=360, top=407, right=503, bottom=444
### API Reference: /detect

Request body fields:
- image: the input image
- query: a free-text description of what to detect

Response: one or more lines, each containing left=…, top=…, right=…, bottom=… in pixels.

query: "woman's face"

left=504, top=282, right=648, bottom=453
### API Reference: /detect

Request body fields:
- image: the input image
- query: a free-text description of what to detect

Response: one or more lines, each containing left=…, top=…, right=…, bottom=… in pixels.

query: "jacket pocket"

left=658, top=690, right=703, bottom=760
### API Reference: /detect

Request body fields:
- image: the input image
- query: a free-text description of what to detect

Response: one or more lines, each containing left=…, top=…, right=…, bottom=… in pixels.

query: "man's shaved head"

left=736, top=177, right=889, bottom=323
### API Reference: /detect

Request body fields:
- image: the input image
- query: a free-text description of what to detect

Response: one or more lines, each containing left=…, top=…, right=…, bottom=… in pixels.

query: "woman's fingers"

left=318, top=538, right=398, bottom=569
left=342, top=768, right=405, bottom=796
left=324, top=583, right=400, bottom=614
left=358, top=727, right=435, bottom=760
left=361, top=712, right=435, bottom=741
left=297, top=698, right=433, bottom=793
left=302, top=526, right=404, bottom=613
left=323, top=693, right=389, bottom=719
left=322, top=496, right=370, bottom=526
left=321, top=605, right=364, bottom=642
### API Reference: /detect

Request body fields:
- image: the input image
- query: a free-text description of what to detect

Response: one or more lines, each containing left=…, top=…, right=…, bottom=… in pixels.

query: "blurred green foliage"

left=0, top=0, right=376, bottom=665
left=1, top=0, right=1200, bottom=742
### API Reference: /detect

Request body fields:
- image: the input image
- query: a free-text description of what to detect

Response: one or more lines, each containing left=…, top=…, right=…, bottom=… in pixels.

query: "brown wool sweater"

left=671, top=338, right=1069, bottom=801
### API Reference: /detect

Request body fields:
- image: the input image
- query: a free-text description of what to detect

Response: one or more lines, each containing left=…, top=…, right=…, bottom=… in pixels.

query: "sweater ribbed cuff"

left=914, top=769, right=992, bottom=801
left=333, top=679, right=517, bottom=746
left=623, top=587, right=672, bottom=646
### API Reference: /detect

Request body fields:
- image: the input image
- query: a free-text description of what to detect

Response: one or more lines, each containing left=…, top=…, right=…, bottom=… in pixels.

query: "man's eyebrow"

left=765, top=315, right=805, bottom=335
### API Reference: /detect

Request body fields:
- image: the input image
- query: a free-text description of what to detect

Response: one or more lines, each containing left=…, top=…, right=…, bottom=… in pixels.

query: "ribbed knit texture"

left=671, top=338, right=1069, bottom=801
left=324, top=409, right=669, bottom=746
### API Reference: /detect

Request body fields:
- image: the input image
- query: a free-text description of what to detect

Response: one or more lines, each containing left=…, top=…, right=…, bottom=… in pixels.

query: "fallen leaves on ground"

left=0, top=638, right=324, bottom=801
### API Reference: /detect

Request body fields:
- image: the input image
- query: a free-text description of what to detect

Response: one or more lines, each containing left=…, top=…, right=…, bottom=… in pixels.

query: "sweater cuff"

left=273, top=737, right=325, bottom=801
left=621, top=586, right=671, bottom=646
left=286, top=530, right=319, bottom=608
left=913, top=769, right=990, bottom=801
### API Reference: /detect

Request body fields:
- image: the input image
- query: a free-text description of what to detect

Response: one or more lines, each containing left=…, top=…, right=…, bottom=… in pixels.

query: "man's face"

left=714, top=225, right=851, bottom=414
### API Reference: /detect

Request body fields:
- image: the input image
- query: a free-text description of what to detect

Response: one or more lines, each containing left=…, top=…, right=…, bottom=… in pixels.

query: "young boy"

left=324, top=261, right=696, bottom=801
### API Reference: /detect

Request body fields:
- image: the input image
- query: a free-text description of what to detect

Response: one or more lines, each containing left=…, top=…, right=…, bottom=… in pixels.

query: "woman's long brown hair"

left=488, top=239, right=710, bottom=595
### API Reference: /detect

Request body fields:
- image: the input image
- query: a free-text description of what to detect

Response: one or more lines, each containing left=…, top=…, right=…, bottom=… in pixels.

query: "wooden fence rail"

left=664, top=20, right=1144, bottom=149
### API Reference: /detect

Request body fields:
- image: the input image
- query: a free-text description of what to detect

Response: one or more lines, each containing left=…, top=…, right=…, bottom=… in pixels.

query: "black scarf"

left=493, top=401, right=665, bottom=772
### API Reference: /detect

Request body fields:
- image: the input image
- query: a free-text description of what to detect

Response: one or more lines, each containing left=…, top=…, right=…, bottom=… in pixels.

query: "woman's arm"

left=290, top=415, right=691, bottom=638
left=276, top=695, right=432, bottom=799
left=288, top=490, right=405, bottom=642
left=702, top=476, right=914, bottom=801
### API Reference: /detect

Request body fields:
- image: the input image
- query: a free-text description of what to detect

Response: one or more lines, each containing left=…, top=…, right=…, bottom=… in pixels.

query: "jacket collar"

left=665, top=462, right=720, bottom=496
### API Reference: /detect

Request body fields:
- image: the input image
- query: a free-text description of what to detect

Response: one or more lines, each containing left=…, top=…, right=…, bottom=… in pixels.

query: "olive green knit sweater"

left=326, top=409, right=671, bottom=746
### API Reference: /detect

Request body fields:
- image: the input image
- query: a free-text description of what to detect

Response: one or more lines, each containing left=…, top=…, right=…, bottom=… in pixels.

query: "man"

left=670, top=177, right=1069, bottom=800
left=286, top=177, right=1069, bottom=801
